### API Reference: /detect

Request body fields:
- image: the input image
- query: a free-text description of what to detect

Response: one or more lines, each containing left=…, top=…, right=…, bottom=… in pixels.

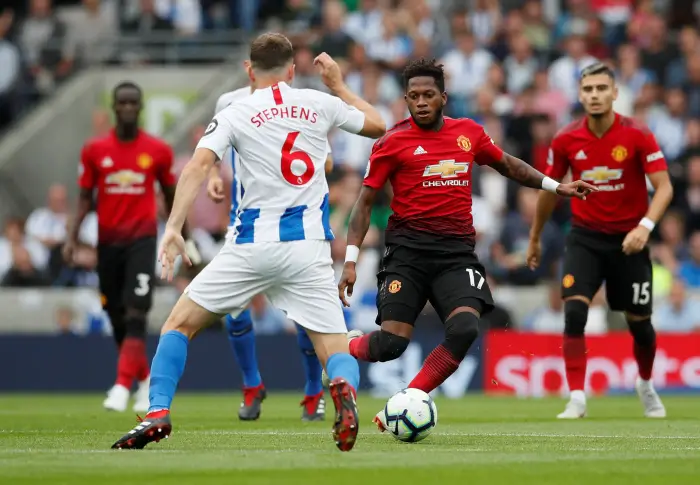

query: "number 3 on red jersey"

left=280, top=131, right=315, bottom=186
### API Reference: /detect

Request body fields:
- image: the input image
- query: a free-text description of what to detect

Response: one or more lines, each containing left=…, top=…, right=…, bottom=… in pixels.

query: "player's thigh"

left=605, top=247, right=653, bottom=314
left=375, top=245, right=430, bottom=326
left=267, top=240, right=347, bottom=335
left=185, top=242, right=270, bottom=317
left=428, top=254, right=494, bottom=321
left=561, top=235, right=605, bottom=301
left=97, top=244, right=126, bottom=313
left=123, top=237, right=157, bottom=312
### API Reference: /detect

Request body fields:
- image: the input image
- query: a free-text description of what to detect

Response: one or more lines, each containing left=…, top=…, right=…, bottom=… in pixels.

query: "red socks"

left=116, top=337, right=146, bottom=388
left=408, top=345, right=460, bottom=393
left=563, top=335, right=587, bottom=391
left=349, top=332, right=378, bottom=362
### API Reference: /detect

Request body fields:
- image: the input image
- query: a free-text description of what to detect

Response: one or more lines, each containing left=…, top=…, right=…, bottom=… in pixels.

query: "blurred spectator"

left=647, top=88, right=687, bottom=161
left=365, top=11, right=410, bottom=70
left=293, top=45, right=328, bottom=91
left=665, top=25, right=699, bottom=88
left=19, top=0, right=67, bottom=95
left=531, top=69, right=569, bottom=127
left=585, top=16, right=611, bottom=61
left=521, top=0, right=550, bottom=52
left=1, top=244, right=51, bottom=287
left=467, top=0, right=501, bottom=48
left=640, top=14, right=677, bottom=86
left=315, top=0, right=354, bottom=60
left=0, top=9, right=20, bottom=130
left=61, top=0, right=116, bottom=70
left=490, top=187, right=564, bottom=285
left=679, top=232, right=700, bottom=288
left=653, top=278, right=700, bottom=332
left=616, top=44, right=656, bottom=100
left=674, top=155, right=700, bottom=233
left=0, top=218, right=49, bottom=280
left=441, top=29, right=493, bottom=117
left=55, top=306, right=78, bottom=335
left=652, top=210, right=689, bottom=274
left=678, top=54, right=700, bottom=118
left=552, top=0, right=590, bottom=45
left=25, top=183, right=68, bottom=252
left=503, top=34, right=538, bottom=95
left=548, top=35, right=597, bottom=106
left=402, top=0, right=450, bottom=57
left=344, top=0, right=383, bottom=46
left=122, top=0, right=173, bottom=33
left=91, top=107, right=112, bottom=137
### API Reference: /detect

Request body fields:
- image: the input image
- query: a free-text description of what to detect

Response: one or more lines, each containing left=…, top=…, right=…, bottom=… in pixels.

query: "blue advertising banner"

left=0, top=330, right=484, bottom=396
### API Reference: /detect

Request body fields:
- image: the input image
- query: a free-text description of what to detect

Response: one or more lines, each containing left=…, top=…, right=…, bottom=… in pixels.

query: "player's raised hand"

left=556, top=180, right=598, bottom=200
left=314, top=52, right=343, bottom=92
left=622, top=225, right=650, bottom=255
left=338, top=262, right=357, bottom=308
left=207, top=175, right=226, bottom=203
left=526, top=238, right=542, bottom=270
left=158, top=226, right=192, bottom=282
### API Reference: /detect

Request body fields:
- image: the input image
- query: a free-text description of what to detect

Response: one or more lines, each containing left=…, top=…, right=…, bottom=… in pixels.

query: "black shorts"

left=97, top=237, right=156, bottom=313
left=375, top=244, right=494, bottom=325
left=562, top=227, right=653, bottom=314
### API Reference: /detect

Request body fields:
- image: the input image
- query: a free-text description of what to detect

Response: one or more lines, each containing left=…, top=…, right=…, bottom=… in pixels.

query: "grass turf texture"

left=0, top=394, right=698, bottom=485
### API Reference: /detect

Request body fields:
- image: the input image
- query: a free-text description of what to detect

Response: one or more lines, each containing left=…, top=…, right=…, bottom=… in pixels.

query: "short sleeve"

left=638, top=128, right=667, bottom=174
left=544, top=136, right=570, bottom=180
left=196, top=113, right=235, bottom=161
left=325, top=94, right=365, bottom=134
left=473, top=125, right=504, bottom=166
left=157, top=143, right=176, bottom=187
left=363, top=138, right=397, bottom=189
left=78, top=143, right=96, bottom=189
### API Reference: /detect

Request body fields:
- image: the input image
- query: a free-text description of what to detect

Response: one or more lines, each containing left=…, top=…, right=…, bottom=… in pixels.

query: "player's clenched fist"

left=526, top=238, right=542, bottom=270
left=314, top=52, right=343, bottom=92
left=556, top=180, right=598, bottom=200
left=207, top=175, right=226, bottom=203
left=622, top=225, right=650, bottom=255
left=338, top=262, right=357, bottom=308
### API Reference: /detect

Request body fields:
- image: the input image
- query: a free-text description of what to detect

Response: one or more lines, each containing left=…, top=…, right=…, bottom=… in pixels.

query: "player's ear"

left=247, top=63, right=255, bottom=84
left=288, top=63, right=295, bottom=83
left=243, top=59, right=251, bottom=70
left=612, top=84, right=619, bottom=101
left=441, top=91, right=447, bottom=106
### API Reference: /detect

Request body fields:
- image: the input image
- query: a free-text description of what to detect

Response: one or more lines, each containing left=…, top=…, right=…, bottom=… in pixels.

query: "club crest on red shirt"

left=138, top=153, right=153, bottom=169
left=457, top=135, right=471, bottom=152
left=611, top=145, right=628, bottom=162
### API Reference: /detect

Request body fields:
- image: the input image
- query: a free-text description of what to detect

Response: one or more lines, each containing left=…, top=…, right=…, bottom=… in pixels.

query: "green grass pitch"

left=1, top=393, right=698, bottom=484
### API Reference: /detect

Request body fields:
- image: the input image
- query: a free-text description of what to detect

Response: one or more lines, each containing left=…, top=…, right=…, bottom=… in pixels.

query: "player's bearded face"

left=578, top=74, right=617, bottom=118
left=113, top=88, right=142, bottom=125
left=405, top=77, right=446, bottom=128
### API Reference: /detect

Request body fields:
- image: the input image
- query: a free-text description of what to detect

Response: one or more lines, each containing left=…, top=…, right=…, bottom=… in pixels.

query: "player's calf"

left=558, top=298, right=590, bottom=419
left=408, top=309, right=479, bottom=393
left=626, top=313, right=665, bottom=418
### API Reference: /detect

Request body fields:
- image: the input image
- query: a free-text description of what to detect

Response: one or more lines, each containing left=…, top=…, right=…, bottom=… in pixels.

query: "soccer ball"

left=382, top=388, right=438, bottom=443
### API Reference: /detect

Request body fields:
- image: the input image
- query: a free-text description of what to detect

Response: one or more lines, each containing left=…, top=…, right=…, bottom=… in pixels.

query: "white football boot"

left=635, top=377, right=666, bottom=418
left=321, top=330, right=364, bottom=388
left=132, top=377, right=150, bottom=413
left=103, top=384, right=130, bottom=412
left=557, top=390, right=587, bottom=419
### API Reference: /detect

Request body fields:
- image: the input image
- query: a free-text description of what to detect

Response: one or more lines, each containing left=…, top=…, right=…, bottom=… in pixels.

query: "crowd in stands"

left=2, top=0, right=700, bottom=333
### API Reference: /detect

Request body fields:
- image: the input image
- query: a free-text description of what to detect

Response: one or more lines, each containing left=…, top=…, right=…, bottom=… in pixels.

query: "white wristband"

left=542, top=176, right=560, bottom=194
left=345, top=245, right=360, bottom=263
left=639, top=217, right=655, bottom=231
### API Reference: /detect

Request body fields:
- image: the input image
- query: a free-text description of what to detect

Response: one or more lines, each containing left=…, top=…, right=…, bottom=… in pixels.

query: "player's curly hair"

left=402, top=58, right=445, bottom=93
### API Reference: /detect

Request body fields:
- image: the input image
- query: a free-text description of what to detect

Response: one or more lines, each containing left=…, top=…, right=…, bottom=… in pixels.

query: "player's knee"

left=564, top=299, right=589, bottom=336
left=626, top=314, right=655, bottom=345
left=443, top=311, right=479, bottom=361
left=371, top=330, right=410, bottom=362
left=224, top=311, right=253, bottom=336
left=124, top=307, right=147, bottom=338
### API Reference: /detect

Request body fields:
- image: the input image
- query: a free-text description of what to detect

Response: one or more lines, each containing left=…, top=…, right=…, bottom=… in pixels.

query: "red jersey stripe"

left=271, top=83, right=284, bottom=105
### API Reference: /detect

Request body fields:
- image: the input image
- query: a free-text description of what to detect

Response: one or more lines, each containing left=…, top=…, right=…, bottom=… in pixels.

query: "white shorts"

left=185, top=239, right=346, bottom=334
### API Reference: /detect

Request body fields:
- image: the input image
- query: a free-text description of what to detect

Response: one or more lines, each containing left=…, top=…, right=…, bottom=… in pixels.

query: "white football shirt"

left=198, top=81, right=364, bottom=243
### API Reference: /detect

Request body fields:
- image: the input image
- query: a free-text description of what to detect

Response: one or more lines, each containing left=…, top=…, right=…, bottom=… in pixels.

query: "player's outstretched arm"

left=206, top=164, right=226, bottom=203
left=622, top=170, right=674, bottom=255
left=338, top=186, right=377, bottom=307
left=490, top=153, right=596, bottom=199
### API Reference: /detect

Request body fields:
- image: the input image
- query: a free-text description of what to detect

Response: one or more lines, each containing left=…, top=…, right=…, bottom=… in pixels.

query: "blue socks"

left=296, top=325, right=323, bottom=396
left=225, top=311, right=262, bottom=388
left=149, top=330, right=189, bottom=412
left=326, top=352, right=360, bottom=392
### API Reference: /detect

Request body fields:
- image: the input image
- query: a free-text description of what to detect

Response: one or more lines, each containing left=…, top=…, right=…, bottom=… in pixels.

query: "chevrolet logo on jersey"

left=580, top=166, right=623, bottom=184
left=105, top=170, right=147, bottom=194
left=423, top=160, right=469, bottom=178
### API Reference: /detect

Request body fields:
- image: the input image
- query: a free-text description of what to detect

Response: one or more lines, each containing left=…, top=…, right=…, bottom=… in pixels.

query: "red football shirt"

left=79, top=129, right=175, bottom=244
left=364, top=116, right=503, bottom=251
left=546, top=113, right=667, bottom=235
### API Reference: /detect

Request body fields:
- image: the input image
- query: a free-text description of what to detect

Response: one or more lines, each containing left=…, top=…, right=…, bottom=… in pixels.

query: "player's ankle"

left=570, top=390, right=586, bottom=402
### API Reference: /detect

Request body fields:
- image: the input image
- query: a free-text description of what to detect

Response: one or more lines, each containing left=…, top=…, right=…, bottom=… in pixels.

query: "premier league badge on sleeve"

left=204, top=119, right=219, bottom=136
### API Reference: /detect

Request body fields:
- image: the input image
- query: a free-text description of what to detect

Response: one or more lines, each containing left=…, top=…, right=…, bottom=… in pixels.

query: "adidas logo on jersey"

left=575, top=150, right=587, bottom=160
left=414, top=146, right=428, bottom=155
left=101, top=157, right=114, bottom=167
